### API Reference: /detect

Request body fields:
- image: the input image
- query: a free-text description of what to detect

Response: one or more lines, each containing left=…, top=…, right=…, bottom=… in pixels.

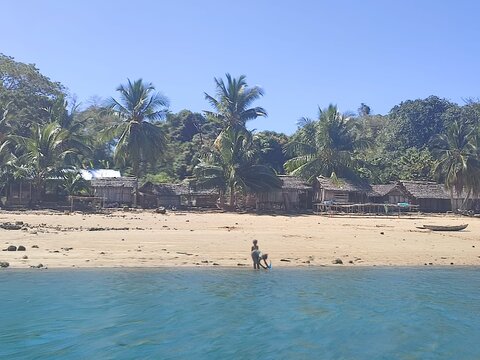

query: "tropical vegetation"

left=1, top=53, right=480, bottom=210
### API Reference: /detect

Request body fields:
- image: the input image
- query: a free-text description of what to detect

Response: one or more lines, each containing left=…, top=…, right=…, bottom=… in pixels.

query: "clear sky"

left=2, top=0, right=480, bottom=134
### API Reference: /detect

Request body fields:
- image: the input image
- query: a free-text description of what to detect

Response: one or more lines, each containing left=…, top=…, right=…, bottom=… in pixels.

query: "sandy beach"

left=1, top=210, right=479, bottom=269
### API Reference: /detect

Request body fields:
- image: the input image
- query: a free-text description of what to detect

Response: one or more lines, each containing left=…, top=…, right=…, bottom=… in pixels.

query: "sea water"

left=1, top=268, right=479, bottom=360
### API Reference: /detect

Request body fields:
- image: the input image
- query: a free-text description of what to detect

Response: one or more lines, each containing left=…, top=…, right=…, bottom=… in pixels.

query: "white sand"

left=1, top=210, right=479, bottom=268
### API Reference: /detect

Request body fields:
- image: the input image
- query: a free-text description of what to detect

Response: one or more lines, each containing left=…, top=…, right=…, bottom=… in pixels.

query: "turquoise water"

left=1, top=268, right=479, bottom=360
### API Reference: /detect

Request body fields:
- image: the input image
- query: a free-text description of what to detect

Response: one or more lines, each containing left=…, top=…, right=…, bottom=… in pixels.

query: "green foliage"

left=2, top=53, right=480, bottom=208
left=106, top=79, right=169, bottom=177
left=253, top=131, right=290, bottom=174
left=8, top=122, right=76, bottom=200
left=432, top=120, right=480, bottom=203
left=194, top=127, right=281, bottom=208
left=284, top=105, right=359, bottom=181
left=142, top=172, right=174, bottom=184
left=62, top=171, right=90, bottom=196
left=386, top=96, right=454, bottom=150
left=204, top=73, right=267, bottom=130
left=0, top=53, right=65, bottom=134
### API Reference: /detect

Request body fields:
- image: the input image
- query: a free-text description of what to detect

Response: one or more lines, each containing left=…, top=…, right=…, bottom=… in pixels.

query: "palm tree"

left=9, top=122, right=76, bottom=202
left=432, top=120, right=480, bottom=211
left=46, top=97, right=92, bottom=165
left=107, top=79, right=168, bottom=178
left=204, top=74, right=267, bottom=133
left=194, top=127, right=281, bottom=209
left=284, top=104, right=359, bottom=181
left=62, top=171, right=90, bottom=196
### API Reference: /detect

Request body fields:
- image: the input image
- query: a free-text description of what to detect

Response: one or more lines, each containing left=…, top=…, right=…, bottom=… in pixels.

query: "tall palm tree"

left=194, top=127, right=281, bottom=209
left=107, top=79, right=168, bottom=178
left=204, top=74, right=267, bottom=133
left=432, top=120, right=480, bottom=211
left=284, top=104, right=359, bottom=181
left=46, top=97, right=92, bottom=165
left=9, top=122, right=76, bottom=202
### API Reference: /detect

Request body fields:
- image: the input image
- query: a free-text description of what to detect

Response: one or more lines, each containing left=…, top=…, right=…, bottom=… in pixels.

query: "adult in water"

left=251, top=250, right=270, bottom=270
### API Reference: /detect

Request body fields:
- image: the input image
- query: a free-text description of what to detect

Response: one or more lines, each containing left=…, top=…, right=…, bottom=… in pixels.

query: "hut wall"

left=5, top=181, right=32, bottom=205
left=256, top=189, right=311, bottom=211
left=193, top=195, right=218, bottom=208
left=157, top=195, right=181, bottom=208
left=94, top=186, right=133, bottom=204
left=387, top=189, right=409, bottom=204
left=416, top=198, right=451, bottom=212
left=348, top=192, right=367, bottom=203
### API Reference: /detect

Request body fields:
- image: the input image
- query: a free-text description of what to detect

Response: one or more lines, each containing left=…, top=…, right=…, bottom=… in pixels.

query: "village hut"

left=398, top=180, right=470, bottom=212
left=138, top=182, right=219, bottom=209
left=2, top=178, right=69, bottom=208
left=255, top=175, right=312, bottom=211
left=370, top=182, right=411, bottom=204
left=2, top=180, right=33, bottom=207
left=184, top=187, right=219, bottom=208
left=314, top=175, right=371, bottom=204
left=91, top=177, right=137, bottom=206
left=138, top=182, right=187, bottom=208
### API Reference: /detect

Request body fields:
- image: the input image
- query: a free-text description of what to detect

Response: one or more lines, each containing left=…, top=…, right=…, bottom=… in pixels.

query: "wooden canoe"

left=421, top=224, right=468, bottom=231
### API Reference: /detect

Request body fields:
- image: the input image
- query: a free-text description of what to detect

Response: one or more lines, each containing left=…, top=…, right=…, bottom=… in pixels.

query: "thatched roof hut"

left=91, top=177, right=138, bottom=205
left=314, top=176, right=372, bottom=204
left=255, top=175, right=312, bottom=211
left=397, top=180, right=452, bottom=212
left=138, top=182, right=219, bottom=209
left=370, top=182, right=410, bottom=204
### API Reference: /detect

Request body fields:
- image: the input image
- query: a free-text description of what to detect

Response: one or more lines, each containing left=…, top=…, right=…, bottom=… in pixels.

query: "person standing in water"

left=251, top=250, right=269, bottom=269
left=251, top=240, right=270, bottom=269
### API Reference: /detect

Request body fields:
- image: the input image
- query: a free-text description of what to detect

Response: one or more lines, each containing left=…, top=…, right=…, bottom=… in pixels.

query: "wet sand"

left=1, top=210, right=479, bottom=268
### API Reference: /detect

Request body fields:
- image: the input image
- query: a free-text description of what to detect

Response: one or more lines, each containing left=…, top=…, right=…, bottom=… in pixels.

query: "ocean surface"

left=1, top=268, right=479, bottom=360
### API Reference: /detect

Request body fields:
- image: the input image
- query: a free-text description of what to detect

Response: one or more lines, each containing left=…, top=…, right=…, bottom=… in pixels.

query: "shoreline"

left=1, top=210, right=479, bottom=269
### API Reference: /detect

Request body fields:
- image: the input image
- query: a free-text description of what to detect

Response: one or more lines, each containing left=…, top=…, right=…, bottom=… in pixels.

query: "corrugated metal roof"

left=80, top=169, right=121, bottom=180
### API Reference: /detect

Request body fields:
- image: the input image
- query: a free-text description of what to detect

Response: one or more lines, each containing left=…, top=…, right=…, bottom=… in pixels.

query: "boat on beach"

left=421, top=224, right=468, bottom=231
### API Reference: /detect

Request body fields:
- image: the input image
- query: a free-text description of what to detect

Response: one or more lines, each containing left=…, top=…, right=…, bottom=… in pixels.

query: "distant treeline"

left=1, top=53, right=479, bottom=208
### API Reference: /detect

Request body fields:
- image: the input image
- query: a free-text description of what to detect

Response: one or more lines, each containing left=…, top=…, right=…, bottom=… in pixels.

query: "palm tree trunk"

left=461, top=188, right=472, bottom=210
left=229, top=184, right=235, bottom=209
left=450, top=188, right=456, bottom=213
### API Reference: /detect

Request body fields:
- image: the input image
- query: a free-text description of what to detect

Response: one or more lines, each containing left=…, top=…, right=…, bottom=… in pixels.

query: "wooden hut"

left=255, top=175, right=312, bottom=211
left=138, top=182, right=187, bottom=208
left=370, top=183, right=411, bottom=204
left=184, top=188, right=219, bottom=208
left=2, top=181, right=33, bottom=207
left=314, top=176, right=371, bottom=204
left=138, top=182, right=219, bottom=209
left=91, top=177, right=137, bottom=206
left=398, top=181, right=452, bottom=212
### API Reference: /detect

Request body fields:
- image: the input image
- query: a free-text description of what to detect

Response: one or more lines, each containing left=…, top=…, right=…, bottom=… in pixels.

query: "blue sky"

left=2, top=0, right=480, bottom=134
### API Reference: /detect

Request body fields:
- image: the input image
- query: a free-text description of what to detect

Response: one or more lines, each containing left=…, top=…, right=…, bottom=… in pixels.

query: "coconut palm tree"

left=204, top=74, right=267, bottom=133
left=194, top=127, right=281, bottom=209
left=107, top=79, right=168, bottom=178
left=284, top=104, right=359, bottom=181
left=432, top=120, right=480, bottom=211
left=46, top=97, right=92, bottom=165
left=9, top=122, right=76, bottom=202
